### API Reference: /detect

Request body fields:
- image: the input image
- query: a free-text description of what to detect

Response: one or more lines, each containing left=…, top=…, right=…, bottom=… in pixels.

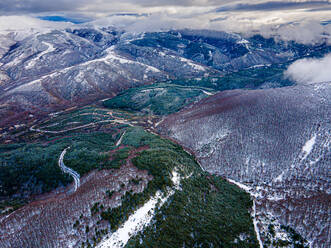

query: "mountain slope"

left=103, top=83, right=216, bottom=115
left=1, top=28, right=331, bottom=127
left=158, top=82, right=331, bottom=247
left=0, top=115, right=259, bottom=247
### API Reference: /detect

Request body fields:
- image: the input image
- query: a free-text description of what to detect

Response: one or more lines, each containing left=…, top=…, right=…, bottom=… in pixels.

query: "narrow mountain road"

left=30, top=120, right=113, bottom=134
left=116, top=131, right=126, bottom=146
left=30, top=119, right=133, bottom=134
left=58, top=147, right=80, bottom=192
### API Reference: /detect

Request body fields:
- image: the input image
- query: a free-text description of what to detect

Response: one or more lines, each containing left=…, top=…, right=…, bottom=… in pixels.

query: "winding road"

left=30, top=120, right=113, bottom=134
left=30, top=119, right=133, bottom=134
left=58, top=147, right=80, bottom=192
left=116, top=131, right=126, bottom=146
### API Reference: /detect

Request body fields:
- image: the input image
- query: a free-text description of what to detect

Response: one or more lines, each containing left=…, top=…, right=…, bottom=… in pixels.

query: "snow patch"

left=267, top=194, right=284, bottom=201
left=248, top=64, right=271, bottom=69
left=4, top=52, right=26, bottom=67
left=102, top=48, right=161, bottom=73
left=273, top=171, right=285, bottom=183
left=179, top=57, right=206, bottom=71
left=25, top=42, right=55, bottom=69
left=75, top=70, right=85, bottom=82
left=202, top=90, right=214, bottom=96
left=97, top=170, right=181, bottom=248
left=101, top=98, right=112, bottom=102
left=237, top=39, right=249, bottom=44
left=8, top=70, right=59, bottom=93
left=237, top=39, right=251, bottom=52
left=155, top=118, right=164, bottom=127
left=227, top=178, right=252, bottom=192
left=301, top=134, right=316, bottom=160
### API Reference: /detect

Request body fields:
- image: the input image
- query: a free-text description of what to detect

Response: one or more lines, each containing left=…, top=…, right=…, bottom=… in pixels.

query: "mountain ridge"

left=157, top=82, right=331, bottom=247
left=1, top=27, right=330, bottom=128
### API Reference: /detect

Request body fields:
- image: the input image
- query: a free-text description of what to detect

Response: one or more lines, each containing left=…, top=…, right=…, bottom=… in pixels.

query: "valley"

left=0, top=104, right=260, bottom=247
left=0, top=26, right=330, bottom=248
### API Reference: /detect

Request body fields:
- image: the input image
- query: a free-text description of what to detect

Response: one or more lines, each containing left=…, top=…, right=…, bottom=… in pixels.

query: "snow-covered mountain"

left=0, top=24, right=330, bottom=247
left=158, top=82, right=331, bottom=247
left=1, top=27, right=330, bottom=126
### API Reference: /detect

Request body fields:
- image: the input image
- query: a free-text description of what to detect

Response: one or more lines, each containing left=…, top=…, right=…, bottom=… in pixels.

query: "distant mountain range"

left=1, top=27, right=330, bottom=127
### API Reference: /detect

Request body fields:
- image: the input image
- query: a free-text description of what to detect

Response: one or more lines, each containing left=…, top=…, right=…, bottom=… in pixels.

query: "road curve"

left=58, top=147, right=80, bottom=192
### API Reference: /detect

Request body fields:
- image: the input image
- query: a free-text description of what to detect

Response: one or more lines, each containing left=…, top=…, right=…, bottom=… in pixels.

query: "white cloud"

left=89, top=9, right=331, bottom=44
left=285, top=53, right=331, bottom=84
left=257, top=20, right=331, bottom=45
left=0, top=1, right=331, bottom=45
left=0, top=15, right=73, bottom=32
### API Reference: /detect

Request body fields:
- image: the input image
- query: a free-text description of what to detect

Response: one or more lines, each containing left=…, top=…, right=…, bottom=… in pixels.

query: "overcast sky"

left=0, top=0, right=331, bottom=44
left=0, top=0, right=330, bottom=15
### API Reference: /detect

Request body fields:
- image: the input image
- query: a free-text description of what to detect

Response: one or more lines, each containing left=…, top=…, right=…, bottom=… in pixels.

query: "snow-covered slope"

left=0, top=28, right=220, bottom=126
left=1, top=27, right=330, bottom=126
left=159, top=82, right=331, bottom=247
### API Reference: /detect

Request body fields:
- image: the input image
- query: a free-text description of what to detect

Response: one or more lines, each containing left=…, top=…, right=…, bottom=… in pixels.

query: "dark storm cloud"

left=216, top=1, right=331, bottom=12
